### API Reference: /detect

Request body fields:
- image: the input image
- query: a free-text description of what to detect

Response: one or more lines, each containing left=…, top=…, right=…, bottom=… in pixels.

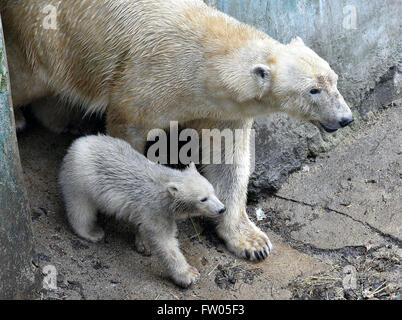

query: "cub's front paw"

left=134, top=235, right=152, bottom=256
left=171, top=265, right=200, bottom=288
left=218, top=219, right=272, bottom=261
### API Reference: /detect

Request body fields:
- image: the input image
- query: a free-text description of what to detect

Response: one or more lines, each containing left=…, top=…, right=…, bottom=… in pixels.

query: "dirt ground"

left=17, top=102, right=401, bottom=300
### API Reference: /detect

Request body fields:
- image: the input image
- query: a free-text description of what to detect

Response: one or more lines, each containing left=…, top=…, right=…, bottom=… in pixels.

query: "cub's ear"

left=187, top=162, right=197, bottom=172
left=167, top=183, right=179, bottom=197
left=251, top=64, right=270, bottom=98
left=290, top=36, right=305, bottom=46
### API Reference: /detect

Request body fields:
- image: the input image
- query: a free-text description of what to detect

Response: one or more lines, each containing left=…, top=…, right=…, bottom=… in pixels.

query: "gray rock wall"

left=205, top=0, right=402, bottom=199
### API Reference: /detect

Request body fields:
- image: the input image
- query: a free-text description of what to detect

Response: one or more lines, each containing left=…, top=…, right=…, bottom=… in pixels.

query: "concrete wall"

left=205, top=0, right=402, bottom=198
left=205, top=0, right=401, bottom=106
left=0, top=18, right=38, bottom=299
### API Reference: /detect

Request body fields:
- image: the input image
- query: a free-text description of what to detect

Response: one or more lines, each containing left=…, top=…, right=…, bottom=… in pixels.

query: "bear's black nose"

left=339, top=116, right=354, bottom=128
left=218, top=208, right=226, bottom=214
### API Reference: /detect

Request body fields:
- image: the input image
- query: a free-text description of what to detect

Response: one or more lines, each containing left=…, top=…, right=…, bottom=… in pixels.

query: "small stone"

left=255, top=208, right=266, bottom=221
left=201, top=257, right=208, bottom=266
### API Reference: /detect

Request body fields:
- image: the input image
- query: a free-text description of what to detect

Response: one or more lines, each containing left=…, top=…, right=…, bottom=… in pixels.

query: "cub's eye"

left=200, top=198, right=208, bottom=202
left=310, top=89, right=321, bottom=95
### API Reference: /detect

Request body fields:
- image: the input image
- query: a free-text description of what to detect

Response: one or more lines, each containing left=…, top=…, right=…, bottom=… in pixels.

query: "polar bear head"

left=216, top=35, right=354, bottom=133
left=166, top=162, right=226, bottom=218
left=270, top=36, right=353, bottom=132
left=248, top=36, right=354, bottom=133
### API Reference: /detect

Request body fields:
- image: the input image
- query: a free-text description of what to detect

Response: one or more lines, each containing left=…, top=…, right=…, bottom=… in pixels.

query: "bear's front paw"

left=218, top=219, right=273, bottom=261
left=171, top=265, right=200, bottom=288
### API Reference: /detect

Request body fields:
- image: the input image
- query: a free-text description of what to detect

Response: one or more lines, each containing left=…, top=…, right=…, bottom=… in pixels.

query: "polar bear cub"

left=59, top=134, right=226, bottom=287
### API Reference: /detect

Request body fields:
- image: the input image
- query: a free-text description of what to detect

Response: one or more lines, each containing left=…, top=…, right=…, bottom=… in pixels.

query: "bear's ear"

left=167, top=183, right=179, bottom=197
left=290, top=36, right=305, bottom=46
left=251, top=64, right=270, bottom=97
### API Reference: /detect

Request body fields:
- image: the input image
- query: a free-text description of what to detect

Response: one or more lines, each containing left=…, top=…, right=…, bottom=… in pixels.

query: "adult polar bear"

left=1, top=0, right=354, bottom=261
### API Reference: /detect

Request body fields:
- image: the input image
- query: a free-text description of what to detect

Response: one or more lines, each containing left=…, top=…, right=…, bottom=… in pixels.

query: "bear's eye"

left=200, top=197, right=208, bottom=202
left=310, top=89, right=321, bottom=95
left=255, top=67, right=267, bottom=79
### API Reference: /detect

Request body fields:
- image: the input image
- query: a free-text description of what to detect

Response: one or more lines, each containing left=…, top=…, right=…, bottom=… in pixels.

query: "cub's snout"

left=211, top=205, right=226, bottom=217
left=339, top=116, right=354, bottom=128
left=199, top=194, right=226, bottom=218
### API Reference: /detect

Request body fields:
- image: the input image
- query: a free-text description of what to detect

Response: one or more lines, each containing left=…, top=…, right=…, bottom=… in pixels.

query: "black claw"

left=245, top=249, right=251, bottom=260
left=260, top=250, right=267, bottom=259
left=263, top=248, right=269, bottom=257
left=254, top=251, right=261, bottom=260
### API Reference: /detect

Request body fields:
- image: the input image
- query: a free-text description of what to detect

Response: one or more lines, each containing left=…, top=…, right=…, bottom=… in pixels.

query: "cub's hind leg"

left=64, top=193, right=104, bottom=242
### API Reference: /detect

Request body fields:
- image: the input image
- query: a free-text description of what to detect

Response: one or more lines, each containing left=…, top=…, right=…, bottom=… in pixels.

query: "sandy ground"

left=17, top=102, right=401, bottom=300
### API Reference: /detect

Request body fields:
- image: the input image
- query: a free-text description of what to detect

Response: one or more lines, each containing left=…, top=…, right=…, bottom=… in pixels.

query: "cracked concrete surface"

left=17, top=102, right=401, bottom=300
left=265, top=103, right=401, bottom=249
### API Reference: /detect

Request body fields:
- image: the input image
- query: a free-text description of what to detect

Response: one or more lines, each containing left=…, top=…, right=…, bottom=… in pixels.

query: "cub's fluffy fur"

left=59, top=135, right=225, bottom=287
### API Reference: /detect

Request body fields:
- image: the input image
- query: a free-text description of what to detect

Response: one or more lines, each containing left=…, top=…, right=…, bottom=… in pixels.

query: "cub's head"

left=246, top=36, right=354, bottom=133
left=167, top=162, right=226, bottom=218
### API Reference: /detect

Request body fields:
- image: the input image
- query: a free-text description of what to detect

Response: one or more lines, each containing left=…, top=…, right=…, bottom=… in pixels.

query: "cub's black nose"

left=339, top=116, right=354, bottom=128
left=218, top=208, right=226, bottom=214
